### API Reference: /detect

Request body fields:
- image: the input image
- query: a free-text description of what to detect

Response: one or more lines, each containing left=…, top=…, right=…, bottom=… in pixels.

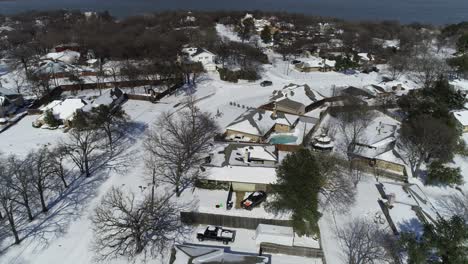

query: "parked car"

left=241, top=191, right=267, bottom=210
left=197, top=226, right=236, bottom=244
left=291, top=59, right=302, bottom=65
left=260, top=80, right=273, bottom=87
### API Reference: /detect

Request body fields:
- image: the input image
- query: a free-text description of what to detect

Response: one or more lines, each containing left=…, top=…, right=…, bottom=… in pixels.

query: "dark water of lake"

left=0, top=0, right=467, bottom=25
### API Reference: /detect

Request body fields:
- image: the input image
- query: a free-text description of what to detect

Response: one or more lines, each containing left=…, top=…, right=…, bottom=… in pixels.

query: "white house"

left=34, top=98, right=88, bottom=127
left=181, top=47, right=217, bottom=71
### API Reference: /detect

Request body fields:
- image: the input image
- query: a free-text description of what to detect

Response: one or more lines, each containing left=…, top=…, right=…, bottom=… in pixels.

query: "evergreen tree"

left=426, top=215, right=468, bottom=263
left=43, top=109, right=61, bottom=127
left=400, top=215, right=468, bottom=264
left=457, top=33, right=468, bottom=54
left=427, top=161, right=463, bottom=185
left=267, top=149, right=325, bottom=235
left=260, top=25, right=272, bottom=44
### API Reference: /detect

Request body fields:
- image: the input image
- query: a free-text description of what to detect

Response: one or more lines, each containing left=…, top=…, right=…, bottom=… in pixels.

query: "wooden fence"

left=59, top=79, right=164, bottom=91
left=126, top=94, right=157, bottom=102
left=260, top=242, right=324, bottom=259
left=180, top=211, right=292, bottom=230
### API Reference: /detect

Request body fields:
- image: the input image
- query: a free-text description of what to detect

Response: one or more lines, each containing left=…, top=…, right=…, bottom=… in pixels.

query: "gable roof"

left=275, top=98, right=304, bottom=112
left=226, top=108, right=298, bottom=137
left=270, top=84, right=324, bottom=107
left=82, top=88, right=124, bottom=112
left=192, top=48, right=215, bottom=57
left=175, top=244, right=269, bottom=264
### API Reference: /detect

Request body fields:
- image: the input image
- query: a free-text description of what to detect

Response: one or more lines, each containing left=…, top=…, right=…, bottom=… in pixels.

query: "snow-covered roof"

left=207, top=166, right=277, bottom=185
left=174, top=244, right=269, bottom=264
left=40, top=99, right=87, bottom=121
left=256, top=224, right=293, bottom=237
left=453, top=110, right=468, bottom=126
left=43, top=50, right=80, bottom=64
left=0, top=87, right=17, bottom=96
left=358, top=53, right=373, bottom=61
left=226, top=108, right=298, bottom=137
left=182, top=47, right=215, bottom=58
left=298, top=57, right=336, bottom=68
left=34, top=59, right=80, bottom=75
left=248, top=146, right=277, bottom=161
left=82, top=88, right=123, bottom=112
left=271, top=84, right=324, bottom=107
left=53, top=99, right=87, bottom=121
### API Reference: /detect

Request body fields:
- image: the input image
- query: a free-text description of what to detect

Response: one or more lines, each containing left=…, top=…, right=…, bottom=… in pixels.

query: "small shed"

left=255, top=224, right=294, bottom=247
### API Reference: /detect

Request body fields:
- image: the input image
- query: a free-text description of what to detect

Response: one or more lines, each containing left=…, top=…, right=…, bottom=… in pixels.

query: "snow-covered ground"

left=1, top=23, right=467, bottom=264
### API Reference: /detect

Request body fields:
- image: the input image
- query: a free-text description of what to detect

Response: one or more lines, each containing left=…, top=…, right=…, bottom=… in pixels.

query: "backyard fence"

left=180, top=211, right=292, bottom=230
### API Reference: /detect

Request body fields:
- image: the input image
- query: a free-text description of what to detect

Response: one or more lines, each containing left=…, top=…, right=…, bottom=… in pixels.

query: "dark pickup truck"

left=196, top=226, right=236, bottom=245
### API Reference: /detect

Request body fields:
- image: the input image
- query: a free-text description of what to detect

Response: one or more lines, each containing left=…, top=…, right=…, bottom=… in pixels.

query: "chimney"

left=272, top=102, right=278, bottom=118
left=244, top=148, right=250, bottom=163
left=387, top=193, right=396, bottom=207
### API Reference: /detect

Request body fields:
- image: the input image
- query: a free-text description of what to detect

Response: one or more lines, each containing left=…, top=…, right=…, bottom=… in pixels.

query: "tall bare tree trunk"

left=38, top=184, right=48, bottom=213
left=5, top=205, right=20, bottom=244
left=85, top=155, right=90, bottom=177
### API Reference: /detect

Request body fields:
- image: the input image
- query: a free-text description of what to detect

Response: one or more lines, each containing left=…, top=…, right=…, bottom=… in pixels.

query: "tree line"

left=0, top=104, right=128, bottom=245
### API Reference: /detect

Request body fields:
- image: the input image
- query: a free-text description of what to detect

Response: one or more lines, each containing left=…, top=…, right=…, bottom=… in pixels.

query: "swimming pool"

left=269, top=135, right=298, bottom=145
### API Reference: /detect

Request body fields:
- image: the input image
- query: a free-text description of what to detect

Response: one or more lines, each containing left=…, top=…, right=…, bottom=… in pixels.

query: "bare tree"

left=47, top=145, right=70, bottom=189
left=317, top=153, right=357, bottom=213
left=29, top=147, right=53, bottom=213
left=7, top=154, right=35, bottom=221
left=10, top=73, right=26, bottom=94
left=91, top=187, right=186, bottom=261
left=144, top=98, right=220, bottom=197
left=349, top=159, right=367, bottom=187
left=398, top=115, right=458, bottom=177
left=336, top=218, right=393, bottom=264
left=387, top=55, right=408, bottom=80
left=89, top=104, right=128, bottom=152
left=0, top=156, right=21, bottom=244
left=336, top=105, right=375, bottom=157
left=64, top=128, right=103, bottom=177
left=437, top=193, right=468, bottom=222
left=410, top=54, right=448, bottom=89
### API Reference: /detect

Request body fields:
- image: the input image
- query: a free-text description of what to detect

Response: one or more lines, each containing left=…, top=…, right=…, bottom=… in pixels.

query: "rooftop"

left=226, top=108, right=298, bottom=137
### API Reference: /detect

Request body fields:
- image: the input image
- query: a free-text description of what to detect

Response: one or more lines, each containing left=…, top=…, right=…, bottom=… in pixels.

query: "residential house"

left=172, top=244, right=269, bottom=264
left=349, top=113, right=407, bottom=179
left=181, top=47, right=217, bottom=72
left=82, top=87, right=125, bottom=112
left=269, top=84, right=324, bottom=115
left=225, top=108, right=300, bottom=142
left=357, top=53, right=374, bottom=66
left=453, top=110, right=468, bottom=132
left=226, top=144, right=278, bottom=167
left=0, top=87, right=24, bottom=118
left=34, top=98, right=88, bottom=128
left=204, top=165, right=276, bottom=192
left=295, top=57, right=336, bottom=72
left=43, top=50, right=81, bottom=64
left=54, top=43, right=80, bottom=53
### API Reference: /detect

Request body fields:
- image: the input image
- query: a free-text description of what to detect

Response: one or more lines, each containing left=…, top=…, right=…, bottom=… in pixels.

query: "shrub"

left=427, top=161, right=463, bottom=185
left=218, top=68, right=260, bottom=83
left=43, top=109, right=61, bottom=127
